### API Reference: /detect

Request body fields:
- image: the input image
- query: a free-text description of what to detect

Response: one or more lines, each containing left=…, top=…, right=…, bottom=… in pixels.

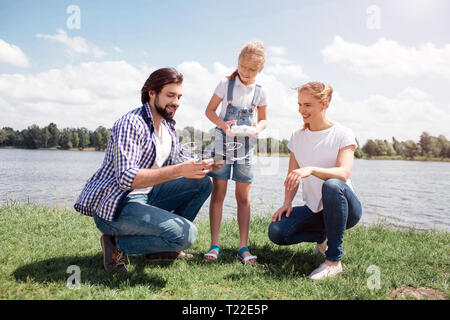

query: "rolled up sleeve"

left=112, top=117, right=144, bottom=190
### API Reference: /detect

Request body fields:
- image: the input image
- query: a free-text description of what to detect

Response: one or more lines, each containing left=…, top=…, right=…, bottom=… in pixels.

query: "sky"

left=1, top=0, right=450, bottom=144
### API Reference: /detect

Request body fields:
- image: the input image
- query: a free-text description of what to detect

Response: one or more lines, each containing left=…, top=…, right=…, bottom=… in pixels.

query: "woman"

left=268, top=81, right=362, bottom=280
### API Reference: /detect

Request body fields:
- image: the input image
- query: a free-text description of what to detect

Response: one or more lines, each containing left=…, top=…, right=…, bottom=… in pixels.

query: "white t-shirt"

left=287, top=122, right=357, bottom=213
left=214, top=76, right=268, bottom=122
left=128, top=122, right=172, bottom=196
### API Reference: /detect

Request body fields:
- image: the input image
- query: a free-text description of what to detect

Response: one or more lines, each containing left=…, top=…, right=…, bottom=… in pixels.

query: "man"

left=75, top=68, right=213, bottom=272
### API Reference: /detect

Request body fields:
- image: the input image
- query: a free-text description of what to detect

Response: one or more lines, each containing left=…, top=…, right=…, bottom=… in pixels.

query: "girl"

left=268, top=82, right=362, bottom=280
left=203, top=41, right=268, bottom=264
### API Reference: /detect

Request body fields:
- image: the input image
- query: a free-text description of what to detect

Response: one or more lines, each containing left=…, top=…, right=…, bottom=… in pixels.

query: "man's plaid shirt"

left=74, top=103, right=192, bottom=221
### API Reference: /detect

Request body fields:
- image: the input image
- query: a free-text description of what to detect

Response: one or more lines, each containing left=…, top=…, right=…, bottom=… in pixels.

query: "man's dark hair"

left=141, top=68, right=183, bottom=105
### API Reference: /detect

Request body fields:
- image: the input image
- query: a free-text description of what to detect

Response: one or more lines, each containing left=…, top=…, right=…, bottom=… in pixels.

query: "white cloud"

left=113, top=46, right=122, bottom=53
left=268, top=46, right=287, bottom=56
left=265, top=64, right=309, bottom=80
left=328, top=87, right=450, bottom=143
left=1, top=60, right=448, bottom=145
left=264, top=45, right=309, bottom=81
left=0, top=39, right=29, bottom=67
left=36, top=29, right=106, bottom=58
left=322, top=36, right=450, bottom=79
left=0, top=60, right=149, bottom=130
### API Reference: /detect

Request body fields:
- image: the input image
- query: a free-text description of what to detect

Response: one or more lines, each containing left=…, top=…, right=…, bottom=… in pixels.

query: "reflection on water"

left=1, top=149, right=449, bottom=231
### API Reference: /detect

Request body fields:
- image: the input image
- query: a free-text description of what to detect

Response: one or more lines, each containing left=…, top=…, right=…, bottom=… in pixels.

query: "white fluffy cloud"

left=328, top=87, right=450, bottom=143
left=1, top=59, right=448, bottom=144
left=322, top=36, right=450, bottom=79
left=0, top=60, right=150, bottom=130
left=0, top=39, right=29, bottom=67
left=264, top=46, right=309, bottom=81
left=36, top=29, right=106, bottom=58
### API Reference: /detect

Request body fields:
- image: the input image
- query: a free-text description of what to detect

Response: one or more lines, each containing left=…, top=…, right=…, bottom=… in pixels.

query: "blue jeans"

left=94, top=176, right=212, bottom=254
left=268, top=179, right=362, bottom=261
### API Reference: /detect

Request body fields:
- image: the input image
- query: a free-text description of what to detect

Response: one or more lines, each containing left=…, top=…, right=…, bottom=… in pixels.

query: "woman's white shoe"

left=308, top=261, right=343, bottom=280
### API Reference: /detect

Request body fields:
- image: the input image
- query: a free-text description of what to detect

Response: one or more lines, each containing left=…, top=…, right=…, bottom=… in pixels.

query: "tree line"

left=356, top=132, right=450, bottom=159
left=1, top=123, right=448, bottom=159
left=0, top=123, right=110, bottom=150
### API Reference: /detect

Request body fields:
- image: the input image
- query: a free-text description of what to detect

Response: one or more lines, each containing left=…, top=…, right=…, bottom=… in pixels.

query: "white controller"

left=229, top=125, right=258, bottom=137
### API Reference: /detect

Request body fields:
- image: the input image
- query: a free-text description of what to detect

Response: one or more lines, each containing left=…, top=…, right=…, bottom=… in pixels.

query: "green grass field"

left=0, top=202, right=448, bottom=300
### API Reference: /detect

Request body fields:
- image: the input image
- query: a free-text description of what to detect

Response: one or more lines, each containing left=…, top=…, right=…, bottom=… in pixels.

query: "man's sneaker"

left=308, top=261, right=343, bottom=280
left=100, top=234, right=129, bottom=273
left=313, top=239, right=328, bottom=257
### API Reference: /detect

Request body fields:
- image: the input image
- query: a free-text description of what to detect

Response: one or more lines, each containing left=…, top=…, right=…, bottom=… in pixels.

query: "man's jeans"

left=268, top=179, right=362, bottom=261
left=94, top=176, right=212, bottom=254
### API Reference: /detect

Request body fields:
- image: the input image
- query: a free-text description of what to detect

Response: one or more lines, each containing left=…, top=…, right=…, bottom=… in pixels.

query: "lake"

left=0, top=148, right=449, bottom=231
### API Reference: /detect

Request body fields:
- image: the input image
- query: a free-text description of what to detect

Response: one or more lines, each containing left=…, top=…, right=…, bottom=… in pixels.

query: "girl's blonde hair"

left=228, top=41, right=266, bottom=80
left=297, top=81, right=333, bottom=130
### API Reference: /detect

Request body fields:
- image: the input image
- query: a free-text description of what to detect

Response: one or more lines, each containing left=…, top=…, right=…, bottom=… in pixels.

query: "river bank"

left=2, top=147, right=450, bottom=162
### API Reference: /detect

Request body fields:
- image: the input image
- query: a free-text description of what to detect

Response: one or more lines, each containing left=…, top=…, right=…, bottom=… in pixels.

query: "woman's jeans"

left=94, top=176, right=212, bottom=254
left=268, top=179, right=362, bottom=261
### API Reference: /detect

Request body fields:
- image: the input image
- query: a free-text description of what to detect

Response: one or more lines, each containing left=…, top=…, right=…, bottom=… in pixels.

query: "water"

left=0, top=148, right=449, bottom=231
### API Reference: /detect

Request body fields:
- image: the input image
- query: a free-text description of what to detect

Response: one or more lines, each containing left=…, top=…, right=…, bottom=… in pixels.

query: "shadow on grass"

left=13, top=253, right=167, bottom=290
left=191, top=243, right=323, bottom=280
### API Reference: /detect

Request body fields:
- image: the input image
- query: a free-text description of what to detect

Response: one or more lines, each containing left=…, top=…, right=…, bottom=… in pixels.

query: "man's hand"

left=178, top=159, right=213, bottom=179
left=210, top=159, right=224, bottom=172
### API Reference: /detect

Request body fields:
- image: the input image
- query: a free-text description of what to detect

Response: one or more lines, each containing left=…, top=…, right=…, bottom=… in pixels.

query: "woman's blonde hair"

left=228, top=41, right=266, bottom=80
left=297, top=81, right=333, bottom=130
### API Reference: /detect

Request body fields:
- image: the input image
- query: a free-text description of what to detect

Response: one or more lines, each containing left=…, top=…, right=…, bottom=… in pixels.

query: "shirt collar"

left=143, top=103, right=177, bottom=131
left=234, top=75, right=256, bottom=88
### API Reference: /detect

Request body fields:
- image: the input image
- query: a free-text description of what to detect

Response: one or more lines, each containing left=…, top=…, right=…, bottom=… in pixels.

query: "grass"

left=0, top=202, right=448, bottom=300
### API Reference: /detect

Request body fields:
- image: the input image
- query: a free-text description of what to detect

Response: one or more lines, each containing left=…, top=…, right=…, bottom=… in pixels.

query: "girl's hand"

left=220, top=120, right=237, bottom=133
left=272, top=203, right=293, bottom=222
left=284, top=167, right=313, bottom=191
left=249, top=122, right=260, bottom=138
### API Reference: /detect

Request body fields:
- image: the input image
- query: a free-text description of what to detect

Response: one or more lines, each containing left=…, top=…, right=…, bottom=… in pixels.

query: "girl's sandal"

left=203, top=245, right=221, bottom=262
left=237, top=247, right=257, bottom=265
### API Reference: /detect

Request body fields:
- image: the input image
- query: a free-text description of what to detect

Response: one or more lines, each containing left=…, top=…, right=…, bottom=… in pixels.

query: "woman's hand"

left=272, top=203, right=293, bottom=222
left=284, top=167, right=313, bottom=191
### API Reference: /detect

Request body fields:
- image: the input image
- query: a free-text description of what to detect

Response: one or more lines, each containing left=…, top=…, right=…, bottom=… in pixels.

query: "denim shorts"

left=208, top=160, right=253, bottom=183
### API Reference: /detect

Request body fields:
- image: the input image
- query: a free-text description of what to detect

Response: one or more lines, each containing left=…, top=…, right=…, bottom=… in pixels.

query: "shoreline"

left=2, top=147, right=450, bottom=162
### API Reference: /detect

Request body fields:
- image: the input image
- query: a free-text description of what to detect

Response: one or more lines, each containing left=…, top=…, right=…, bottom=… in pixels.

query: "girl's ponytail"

left=227, top=70, right=239, bottom=80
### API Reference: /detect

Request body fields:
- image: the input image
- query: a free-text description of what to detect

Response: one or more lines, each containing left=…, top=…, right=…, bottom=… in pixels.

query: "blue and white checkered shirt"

left=74, top=103, right=192, bottom=221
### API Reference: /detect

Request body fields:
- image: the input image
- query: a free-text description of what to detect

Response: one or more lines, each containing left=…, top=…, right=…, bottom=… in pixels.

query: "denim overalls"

left=212, top=78, right=261, bottom=164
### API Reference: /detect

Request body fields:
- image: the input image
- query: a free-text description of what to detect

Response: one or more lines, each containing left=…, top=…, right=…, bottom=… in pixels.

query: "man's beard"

left=154, top=95, right=176, bottom=121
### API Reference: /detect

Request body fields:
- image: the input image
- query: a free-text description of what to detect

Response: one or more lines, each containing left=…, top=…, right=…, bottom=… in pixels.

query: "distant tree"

left=374, top=140, right=388, bottom=156
left=403, top=140, right=420, bottom=158
left=47, top=123, right=60, bottom=147
left=383, top=139, right=396, bottom=156
left=91, top=126, right=110, bottom=150
left=0, top=129, right=7, bottom=146
left=354, top=138, right=365, bottom=158
left=77, top=127, right=90, bottom=150
left=71, top=130, right=79, bottom=149
left=419, top=132, right=432, bottom=156
left=41, top=127, right=51, bottom=148
left=59, top=128, right=73, bottom=150
left=23, top=125, right=42, bottom=149
left=437, top=135, right=449, bottom=158
left=362, top=139, right=377, bottom=156
left=392, top=137, right=404, bottom=157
